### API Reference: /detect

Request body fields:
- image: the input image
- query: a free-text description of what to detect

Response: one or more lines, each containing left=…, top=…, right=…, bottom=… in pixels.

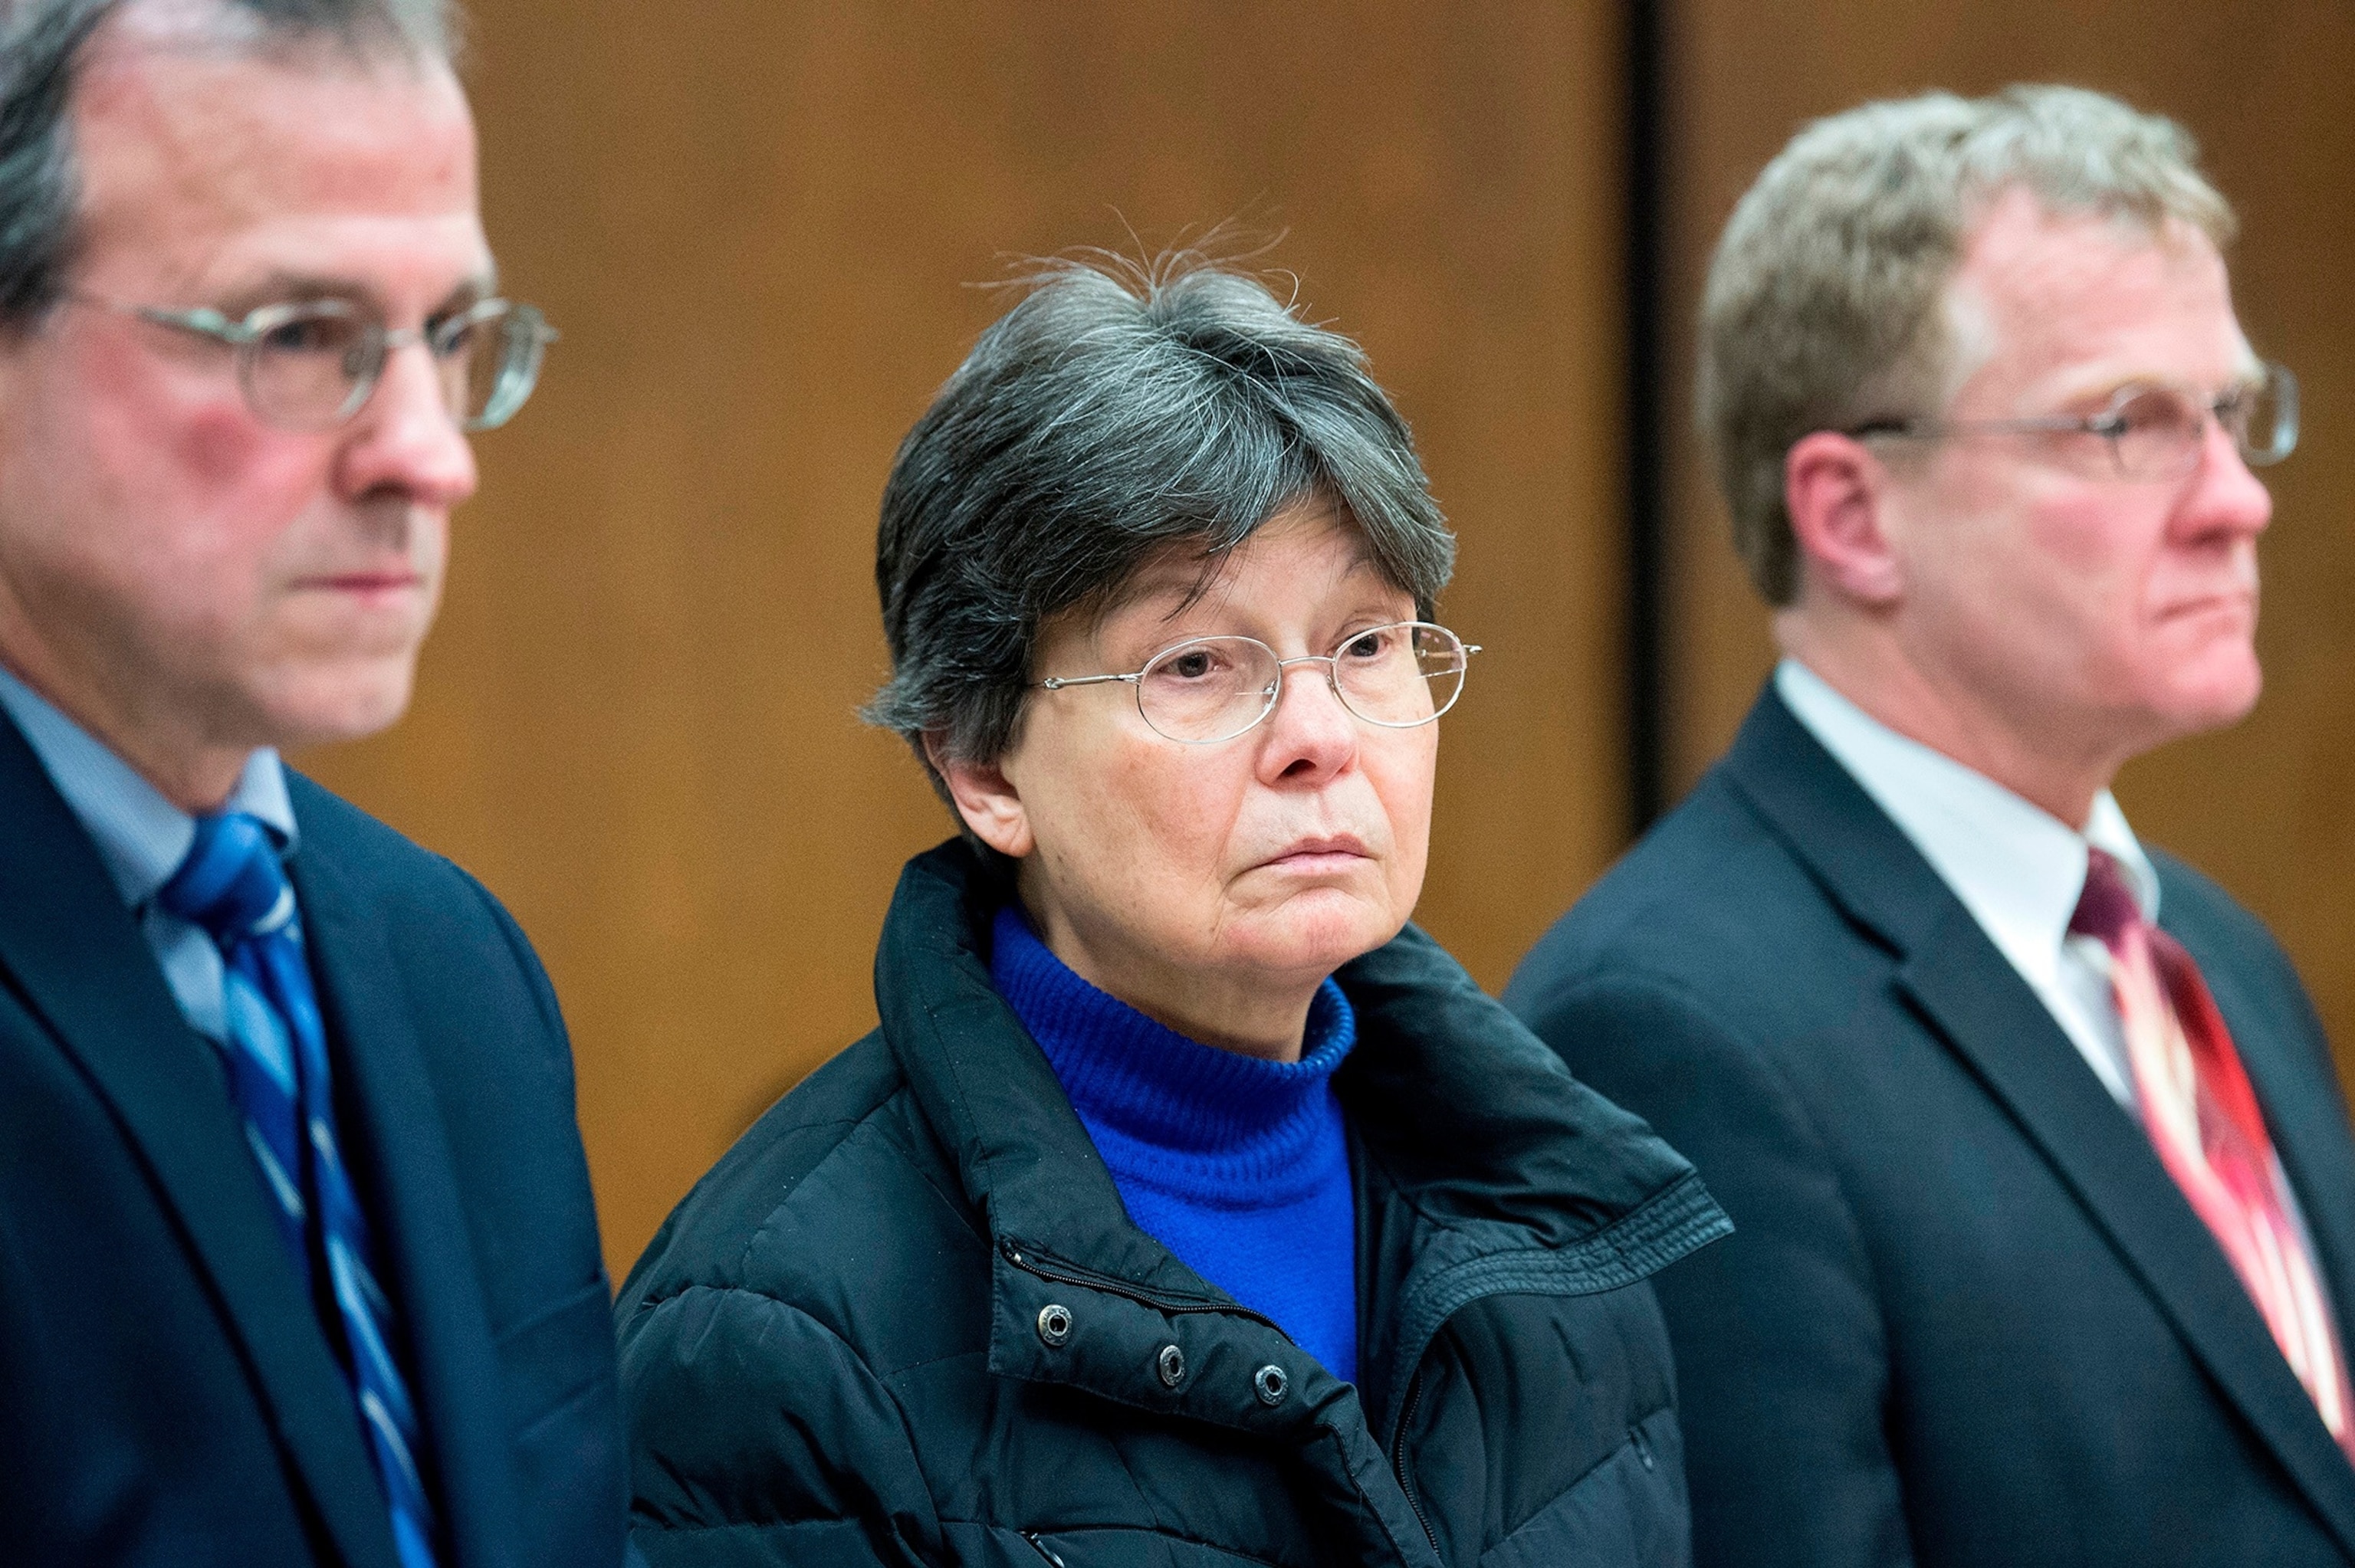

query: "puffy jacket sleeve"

left=619, top=1282, right=942, bottom=1567
left=1513, top=973, right=1917, bottom=1568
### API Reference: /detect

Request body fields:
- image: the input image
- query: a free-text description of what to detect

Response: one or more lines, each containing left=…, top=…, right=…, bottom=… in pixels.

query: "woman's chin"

left=1215, top=891, right=1404, bottom=979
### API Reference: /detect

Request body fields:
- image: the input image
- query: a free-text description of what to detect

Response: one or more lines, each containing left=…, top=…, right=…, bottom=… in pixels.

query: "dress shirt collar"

left=0, top=664, right=297, bottom=908
left=1775, top=658, right=2158, bottom=958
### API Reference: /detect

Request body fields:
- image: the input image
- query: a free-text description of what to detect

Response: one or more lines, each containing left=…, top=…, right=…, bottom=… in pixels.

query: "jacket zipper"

left=1388, top=1366, right=1440, bottom=1557
left=1021, top=1531, right=1068, bottom=1567
left=1000, top=1237, right=1291, bottom=1337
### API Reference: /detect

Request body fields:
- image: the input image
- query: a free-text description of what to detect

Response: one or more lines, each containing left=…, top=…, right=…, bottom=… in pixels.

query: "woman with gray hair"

left=615, top=253, right=1728, bottom=1566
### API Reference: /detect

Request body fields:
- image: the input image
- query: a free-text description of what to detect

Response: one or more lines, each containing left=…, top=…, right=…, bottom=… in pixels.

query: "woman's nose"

left=1258, top=657, right=1359, bottom=776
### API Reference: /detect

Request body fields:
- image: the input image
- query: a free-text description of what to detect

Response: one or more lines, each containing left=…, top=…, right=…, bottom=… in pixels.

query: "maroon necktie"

left=2073, top=848, right=2354, bottom=1456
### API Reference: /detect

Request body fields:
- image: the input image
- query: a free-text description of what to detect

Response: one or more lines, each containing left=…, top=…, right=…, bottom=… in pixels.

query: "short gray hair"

left=866, top=251, right=1455, bottom=805
left=1699, top=84, right=2235, bottom=605
left=0, top=0, right=458, bottom=326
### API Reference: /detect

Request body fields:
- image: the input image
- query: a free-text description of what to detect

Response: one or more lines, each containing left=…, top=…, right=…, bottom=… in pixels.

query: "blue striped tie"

left=159, top=812, right=441, bottom=1568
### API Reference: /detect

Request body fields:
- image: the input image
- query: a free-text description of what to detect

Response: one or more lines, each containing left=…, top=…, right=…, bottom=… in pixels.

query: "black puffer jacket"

left=617, top=843, right=1729, bottom=1566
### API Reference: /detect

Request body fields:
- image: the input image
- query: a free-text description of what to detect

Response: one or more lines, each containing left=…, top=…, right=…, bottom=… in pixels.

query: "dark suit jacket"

left=0, top=710, right=627, bottom=1568
left=1505, top=686, right=2355, bottom=1568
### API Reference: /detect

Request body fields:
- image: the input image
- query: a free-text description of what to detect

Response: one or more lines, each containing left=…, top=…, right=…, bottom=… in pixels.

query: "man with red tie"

left=1507, top=84, right=2355, bottom=1567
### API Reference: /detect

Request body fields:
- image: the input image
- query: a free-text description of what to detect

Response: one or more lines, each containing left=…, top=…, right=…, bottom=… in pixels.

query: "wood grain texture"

left=1660, top=1, right=2355, bottom=1074
left=295, top=2, right=1631, bottom=1268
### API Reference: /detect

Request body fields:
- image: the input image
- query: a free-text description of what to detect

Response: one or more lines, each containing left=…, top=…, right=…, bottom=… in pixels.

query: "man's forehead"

left=1961, top=192, right=2212, bottom=290
left=1946, top=190, right=2252, bottom=399
left=69, top=20, right=484, bottom=294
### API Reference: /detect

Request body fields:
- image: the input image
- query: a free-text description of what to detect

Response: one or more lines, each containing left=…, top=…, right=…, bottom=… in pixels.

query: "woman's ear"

left=925, top=733, right=1035, bottom=859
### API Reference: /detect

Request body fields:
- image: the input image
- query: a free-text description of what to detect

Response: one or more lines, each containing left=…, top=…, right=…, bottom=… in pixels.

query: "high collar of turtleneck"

left=989, top=904, right=1355, bottom=1192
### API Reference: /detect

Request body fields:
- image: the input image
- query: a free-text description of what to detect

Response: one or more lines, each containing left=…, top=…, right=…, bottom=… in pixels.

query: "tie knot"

left=158, top=812, right=294, bottom=944
left=2070, top=846, right=2144, bottom=950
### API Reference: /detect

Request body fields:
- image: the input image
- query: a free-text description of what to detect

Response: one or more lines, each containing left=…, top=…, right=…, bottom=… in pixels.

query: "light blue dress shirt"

left=0, top=664, right=297, bottom=1045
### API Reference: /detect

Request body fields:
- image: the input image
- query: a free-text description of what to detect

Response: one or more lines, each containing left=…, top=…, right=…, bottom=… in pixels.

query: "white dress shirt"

left=1775, top=658, right=2154, bottom=1107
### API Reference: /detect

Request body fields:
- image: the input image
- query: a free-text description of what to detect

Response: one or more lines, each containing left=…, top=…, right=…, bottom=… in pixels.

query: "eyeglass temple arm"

left=130, top=304, right=249, bottom=343
left=1036, top=674, right=1141, bottom=691
left=1848, top=372, right=2286, bottom=444
left=1847, top=412, right=2107, bottom=440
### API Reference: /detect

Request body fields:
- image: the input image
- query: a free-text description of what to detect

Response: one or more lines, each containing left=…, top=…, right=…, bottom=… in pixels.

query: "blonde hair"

left=1698, top=84, right=2235, bottom=605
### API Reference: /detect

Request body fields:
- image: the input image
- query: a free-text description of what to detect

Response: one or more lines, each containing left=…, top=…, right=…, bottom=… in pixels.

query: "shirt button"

left=1156, top=1343, right=1186, bottom=1387
left=1253, top=1364, right=1289, bottom=1406
left=1036, top=1304, right=1072, bottom=1347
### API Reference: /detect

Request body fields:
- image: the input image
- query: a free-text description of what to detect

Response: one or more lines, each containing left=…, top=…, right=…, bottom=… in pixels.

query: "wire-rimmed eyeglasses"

left=1844, top=361, right=2298, bottom=481
left=1036, top=621, right=1480, bottom=746
left=74, top=293, right=558, bottom=432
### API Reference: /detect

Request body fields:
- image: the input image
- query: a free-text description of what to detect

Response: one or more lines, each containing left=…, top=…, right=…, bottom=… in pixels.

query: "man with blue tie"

left=0, top=2, right=625, bottom=1564
left=1509, top=86, right=2355, bottom=1567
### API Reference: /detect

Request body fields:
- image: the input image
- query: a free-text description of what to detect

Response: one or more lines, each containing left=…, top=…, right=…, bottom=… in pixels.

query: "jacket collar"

left=872, top=841, right=1727, bottom=1398
left=875, top=839, right=1726, bottom=1566
left=1722, top=683, right=2355, bottom=1556
left=872, top=841, right=1221, bottom=1299
left=0, top=711, right=401, bottom=1568
left=1718, top=684, right=1946, bottom=959
left=1333, top=920, right=1730, bottom=1428
left=871, top=842, right=1452, bottom=1553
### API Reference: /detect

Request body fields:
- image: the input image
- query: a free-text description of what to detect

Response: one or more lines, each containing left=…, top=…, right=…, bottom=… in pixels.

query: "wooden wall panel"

left=1661, top=2, right=2355, bottom=1068
left=295, top=2, right=1631, bottom=1268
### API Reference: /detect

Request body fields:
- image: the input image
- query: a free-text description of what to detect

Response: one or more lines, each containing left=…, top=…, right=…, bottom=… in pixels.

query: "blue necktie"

left=159, top=813, right=441, bottom=1568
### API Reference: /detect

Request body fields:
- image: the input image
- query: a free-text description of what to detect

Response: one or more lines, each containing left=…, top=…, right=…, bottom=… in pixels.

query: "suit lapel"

left=290, top=834, right=520, bottom=1568
left=1898, top=907, right=2355, bottom=1557
left=1716, top=689, right=1938, bottom=958
left=1725, top=685, right=2355, bottom=1557
left=0, top=715, right=398, bottom=1568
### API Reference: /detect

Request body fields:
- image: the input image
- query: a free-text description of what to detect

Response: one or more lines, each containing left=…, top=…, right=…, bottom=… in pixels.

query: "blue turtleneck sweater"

left=990, top=906, right=1359, bottom=1383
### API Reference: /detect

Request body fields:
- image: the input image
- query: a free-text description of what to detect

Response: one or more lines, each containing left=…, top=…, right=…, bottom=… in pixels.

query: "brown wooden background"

left=297, top=0, right=2355, bottom=1272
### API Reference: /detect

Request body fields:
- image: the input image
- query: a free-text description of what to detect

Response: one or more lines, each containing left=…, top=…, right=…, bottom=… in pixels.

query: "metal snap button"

left=1156, top=1343, right=1186, bottom=1387
left=1630, top=1422, right=1657, bottom=1471
left=1036, top=1304, right=1072, bottom=1347
left=1253, top=1363, right=1289, bottom=1406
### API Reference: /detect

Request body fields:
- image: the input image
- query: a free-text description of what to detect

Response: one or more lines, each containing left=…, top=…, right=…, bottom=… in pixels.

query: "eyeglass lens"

left=240, top=300, right=549, bottom=431
left=1136, top=623, right=1468, bottom=744
left=2107, top=364, right=2297, bottom=479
